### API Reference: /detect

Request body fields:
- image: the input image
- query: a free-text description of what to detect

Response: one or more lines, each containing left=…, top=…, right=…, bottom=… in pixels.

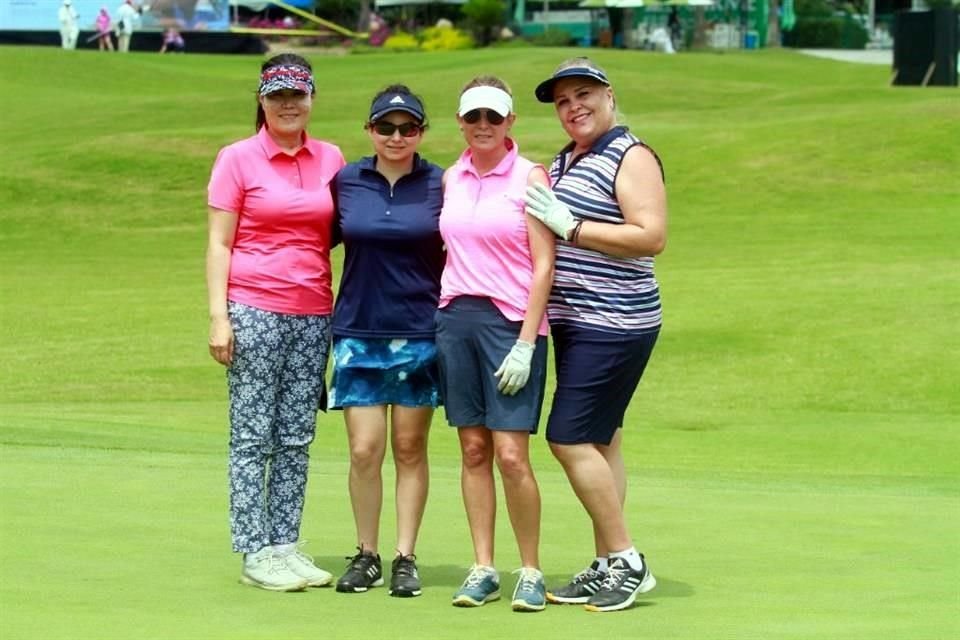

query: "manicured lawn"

left=0, top=45, right=957, bottom=639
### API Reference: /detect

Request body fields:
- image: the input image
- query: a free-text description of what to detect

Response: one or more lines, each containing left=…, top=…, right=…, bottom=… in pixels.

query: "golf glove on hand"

left=524, top=183, right=577, bottom=240
left=494, top=339, right=536, bottom=396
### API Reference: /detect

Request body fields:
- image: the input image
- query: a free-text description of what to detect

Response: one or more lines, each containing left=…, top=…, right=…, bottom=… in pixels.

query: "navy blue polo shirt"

left=332, top=154, right=444, bottom=339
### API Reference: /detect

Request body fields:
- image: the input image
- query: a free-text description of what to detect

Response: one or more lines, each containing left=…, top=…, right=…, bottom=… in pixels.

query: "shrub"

left=794, top=0, right=833, bottom=18
left=461, top=0, right=507, bottom=46
left=530, top=28, right=574, bottom=46
left=786, top=16, right=867, bottom=48
left=420, top=25, right=475, bottom=51
left=490, top=37, right=534, bottom=48
left=382, top=31, right=420, bottom=52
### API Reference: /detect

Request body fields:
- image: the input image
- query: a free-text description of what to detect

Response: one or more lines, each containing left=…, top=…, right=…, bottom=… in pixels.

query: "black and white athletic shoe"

left=336, top=549, right=384, bottom=593
left=389, top=554, right=422, bottom=598
left=584, top=556, right=656, bottom=612
left=546, top=561, right=606, bottom=604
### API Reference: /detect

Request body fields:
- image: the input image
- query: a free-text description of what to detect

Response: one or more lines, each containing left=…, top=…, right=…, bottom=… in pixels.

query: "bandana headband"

left=259, top=65, right=314, bottom=96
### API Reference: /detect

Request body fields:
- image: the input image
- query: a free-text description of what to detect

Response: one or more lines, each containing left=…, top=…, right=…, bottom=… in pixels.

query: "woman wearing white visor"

left=435, top=76, right=556, bottom=612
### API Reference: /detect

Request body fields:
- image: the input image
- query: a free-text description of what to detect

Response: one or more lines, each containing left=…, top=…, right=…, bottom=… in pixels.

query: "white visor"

left=458, top=86, right=513, bottom=118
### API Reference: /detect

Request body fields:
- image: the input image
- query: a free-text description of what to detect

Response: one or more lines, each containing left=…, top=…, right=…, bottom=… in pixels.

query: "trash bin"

left=744, top=30, right=759, bottom=49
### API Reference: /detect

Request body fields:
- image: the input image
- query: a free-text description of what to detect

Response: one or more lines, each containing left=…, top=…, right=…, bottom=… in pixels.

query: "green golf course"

left=0, top=45, right=957, bottom=639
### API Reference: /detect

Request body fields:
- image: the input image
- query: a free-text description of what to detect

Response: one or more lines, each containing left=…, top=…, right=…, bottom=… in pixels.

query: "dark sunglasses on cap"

left=371, top=121, right=422, bottom=137
left=462, top=109, right=506, bottom=125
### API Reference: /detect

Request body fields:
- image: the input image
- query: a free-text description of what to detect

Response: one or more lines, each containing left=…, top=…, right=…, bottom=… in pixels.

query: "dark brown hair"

left=255, top=53, right=313, bottom=132
left=365, top=84, right=430, bottom=131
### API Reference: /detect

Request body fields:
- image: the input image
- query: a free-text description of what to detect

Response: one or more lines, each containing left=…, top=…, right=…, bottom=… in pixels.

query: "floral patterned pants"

left=226, top=302, right=331, bottom=553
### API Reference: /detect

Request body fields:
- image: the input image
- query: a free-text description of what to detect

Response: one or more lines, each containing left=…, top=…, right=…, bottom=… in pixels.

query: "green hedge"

left=785, top=16, right=869, bottom=49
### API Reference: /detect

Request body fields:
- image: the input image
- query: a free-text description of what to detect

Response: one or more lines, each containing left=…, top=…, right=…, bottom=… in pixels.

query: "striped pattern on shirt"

left=548, top=127, right=662, bottom=334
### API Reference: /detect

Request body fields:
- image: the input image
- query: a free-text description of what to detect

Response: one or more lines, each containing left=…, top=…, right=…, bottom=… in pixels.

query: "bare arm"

left=206, top=206, right=238, bottom=365
left=574, top=145, right=667, bottom=258
left=518, top=166, right=555, bottom=344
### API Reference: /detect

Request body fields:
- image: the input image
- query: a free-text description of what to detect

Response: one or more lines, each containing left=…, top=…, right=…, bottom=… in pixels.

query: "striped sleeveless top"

left=548, top=126, right=663, bottom=334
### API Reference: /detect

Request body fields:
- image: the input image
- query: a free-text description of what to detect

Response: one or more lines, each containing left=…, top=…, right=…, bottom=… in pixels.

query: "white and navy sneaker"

left=546, top=560, right=606, bottom=604
left=336, top=549, right=384, bottom=593
left=584, top=555, right=656, bottom=612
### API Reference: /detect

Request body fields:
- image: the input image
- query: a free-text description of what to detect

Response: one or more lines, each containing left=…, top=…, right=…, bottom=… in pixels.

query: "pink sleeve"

left=207, top=146, right=244, bottom=213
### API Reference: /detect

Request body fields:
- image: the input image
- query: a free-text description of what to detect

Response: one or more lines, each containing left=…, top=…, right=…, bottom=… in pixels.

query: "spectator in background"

left=367, top=12, right=390, bottom=47
left=58, top=0, right=79, bottom=50
left=115, top=0, right=140, bottom=52
left=206, top=53, right=346, bottom=592
left=95, top=7, right=114, bottom=51
left=330, top=85, right=444, bottom=599
left=159, top=26, right=185, bottom=53
left=668, top=7, right=682, bottom=51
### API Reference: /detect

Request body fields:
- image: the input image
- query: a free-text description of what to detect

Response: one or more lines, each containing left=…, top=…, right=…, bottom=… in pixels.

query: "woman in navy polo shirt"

left=330, top=85, right=444, bottom=599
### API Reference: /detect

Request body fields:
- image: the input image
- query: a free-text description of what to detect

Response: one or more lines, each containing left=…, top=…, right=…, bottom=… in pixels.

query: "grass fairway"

left=1, top=45, right=958, bottom=639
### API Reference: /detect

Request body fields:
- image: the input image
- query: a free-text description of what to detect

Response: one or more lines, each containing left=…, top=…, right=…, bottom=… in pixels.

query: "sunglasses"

left=462, top=109, right=506, bottom=125
left=371, top=121, right=422, bottom=137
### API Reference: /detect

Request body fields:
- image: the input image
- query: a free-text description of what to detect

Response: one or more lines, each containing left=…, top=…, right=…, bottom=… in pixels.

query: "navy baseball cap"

left=369, top=92, right=425, bottom=123
left=534, top=66, right=610, bottom=103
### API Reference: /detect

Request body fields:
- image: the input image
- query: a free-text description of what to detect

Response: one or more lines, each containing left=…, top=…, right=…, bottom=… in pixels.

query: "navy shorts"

left=546, top=323, right=659, bottom=446
left=435, top=296, right=548, bottom=433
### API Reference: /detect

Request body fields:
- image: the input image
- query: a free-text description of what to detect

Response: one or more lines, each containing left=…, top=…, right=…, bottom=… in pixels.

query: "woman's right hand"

left=208, top=316, right=234, bottom=366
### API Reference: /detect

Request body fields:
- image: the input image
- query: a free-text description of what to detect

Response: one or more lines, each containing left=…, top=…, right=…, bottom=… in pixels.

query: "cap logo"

left=389, top=95, right=406, bottom=104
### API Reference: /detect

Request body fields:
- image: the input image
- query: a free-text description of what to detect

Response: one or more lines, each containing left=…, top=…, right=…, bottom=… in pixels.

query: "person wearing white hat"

left=436, top=75, right=555, bottom=613
left=58, top=0, right=79, bottom=50
left=114, top=0, right=140, bottom=52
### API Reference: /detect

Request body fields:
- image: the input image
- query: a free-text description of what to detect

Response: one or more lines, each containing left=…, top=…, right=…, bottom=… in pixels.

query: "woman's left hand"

left=494, top=340, right=535, bottom=395
left=524, top=184, right=577, bottom=240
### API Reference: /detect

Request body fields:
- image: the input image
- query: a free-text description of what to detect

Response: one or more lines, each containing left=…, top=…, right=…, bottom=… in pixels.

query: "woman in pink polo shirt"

left=436, top=75, right=555, bottom=612
left=206, top=53, right=345, bottom=592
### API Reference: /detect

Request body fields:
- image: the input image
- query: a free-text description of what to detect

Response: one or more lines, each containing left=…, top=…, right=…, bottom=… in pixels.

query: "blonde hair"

left=461, top=75, right=512, bottom=97
left=552, top=57, right=623, bottom=125
left=553, top=56, right=607, bottom=78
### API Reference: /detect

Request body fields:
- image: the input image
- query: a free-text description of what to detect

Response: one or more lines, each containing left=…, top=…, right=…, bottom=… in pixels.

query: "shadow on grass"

left=312, top=556, right=694, bottom=598
left=312, top=557, right=471, bottom=589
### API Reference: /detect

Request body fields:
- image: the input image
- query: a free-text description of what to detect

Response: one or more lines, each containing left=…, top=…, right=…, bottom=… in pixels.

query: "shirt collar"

left=257, top=125, right=312, bottom=159
left=360, top=153, right=428, bottom=175
left=559, top=125, right=629, bottom=159
left=455, top=138, right=519, bottom=178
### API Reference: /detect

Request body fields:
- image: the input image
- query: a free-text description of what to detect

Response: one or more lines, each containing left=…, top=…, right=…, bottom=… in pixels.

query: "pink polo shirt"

left=208, top=127, right=345, bottom=315
left=439, top=139, right=548, bottom=336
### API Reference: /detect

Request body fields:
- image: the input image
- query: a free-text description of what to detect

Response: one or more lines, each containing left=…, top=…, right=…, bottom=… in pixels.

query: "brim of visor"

left=369, top=105, right=425, bottom=123
left=457, top=99, right=511, bottom=118
left=534, top=69, right=610, bottom=103
left=260, top=80, right=312, bottom=96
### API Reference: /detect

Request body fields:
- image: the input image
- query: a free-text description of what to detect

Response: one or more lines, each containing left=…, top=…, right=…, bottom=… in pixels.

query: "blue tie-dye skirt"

left=329, top=337, right=442, bottom=409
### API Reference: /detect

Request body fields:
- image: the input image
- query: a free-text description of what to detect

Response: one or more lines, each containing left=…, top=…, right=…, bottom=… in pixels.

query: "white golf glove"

left=494, top=339, right=536, bottom=396
left=524, top=183, right=577, bottom=240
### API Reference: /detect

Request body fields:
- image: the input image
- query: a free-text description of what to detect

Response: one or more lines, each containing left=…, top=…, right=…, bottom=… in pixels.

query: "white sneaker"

left=240, top=547, right=308, bottom=592
left=277, top=542, right=334, bottom=587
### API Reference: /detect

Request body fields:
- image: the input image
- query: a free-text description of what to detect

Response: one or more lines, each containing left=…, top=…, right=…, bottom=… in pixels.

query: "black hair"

left=255, top=53, right=313, bottom=132
left=366, top=84, right=430, bottom=131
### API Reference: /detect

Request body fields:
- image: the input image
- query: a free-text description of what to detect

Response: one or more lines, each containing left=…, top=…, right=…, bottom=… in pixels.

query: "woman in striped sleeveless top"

left=524, top=57, right=668, bottom=613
